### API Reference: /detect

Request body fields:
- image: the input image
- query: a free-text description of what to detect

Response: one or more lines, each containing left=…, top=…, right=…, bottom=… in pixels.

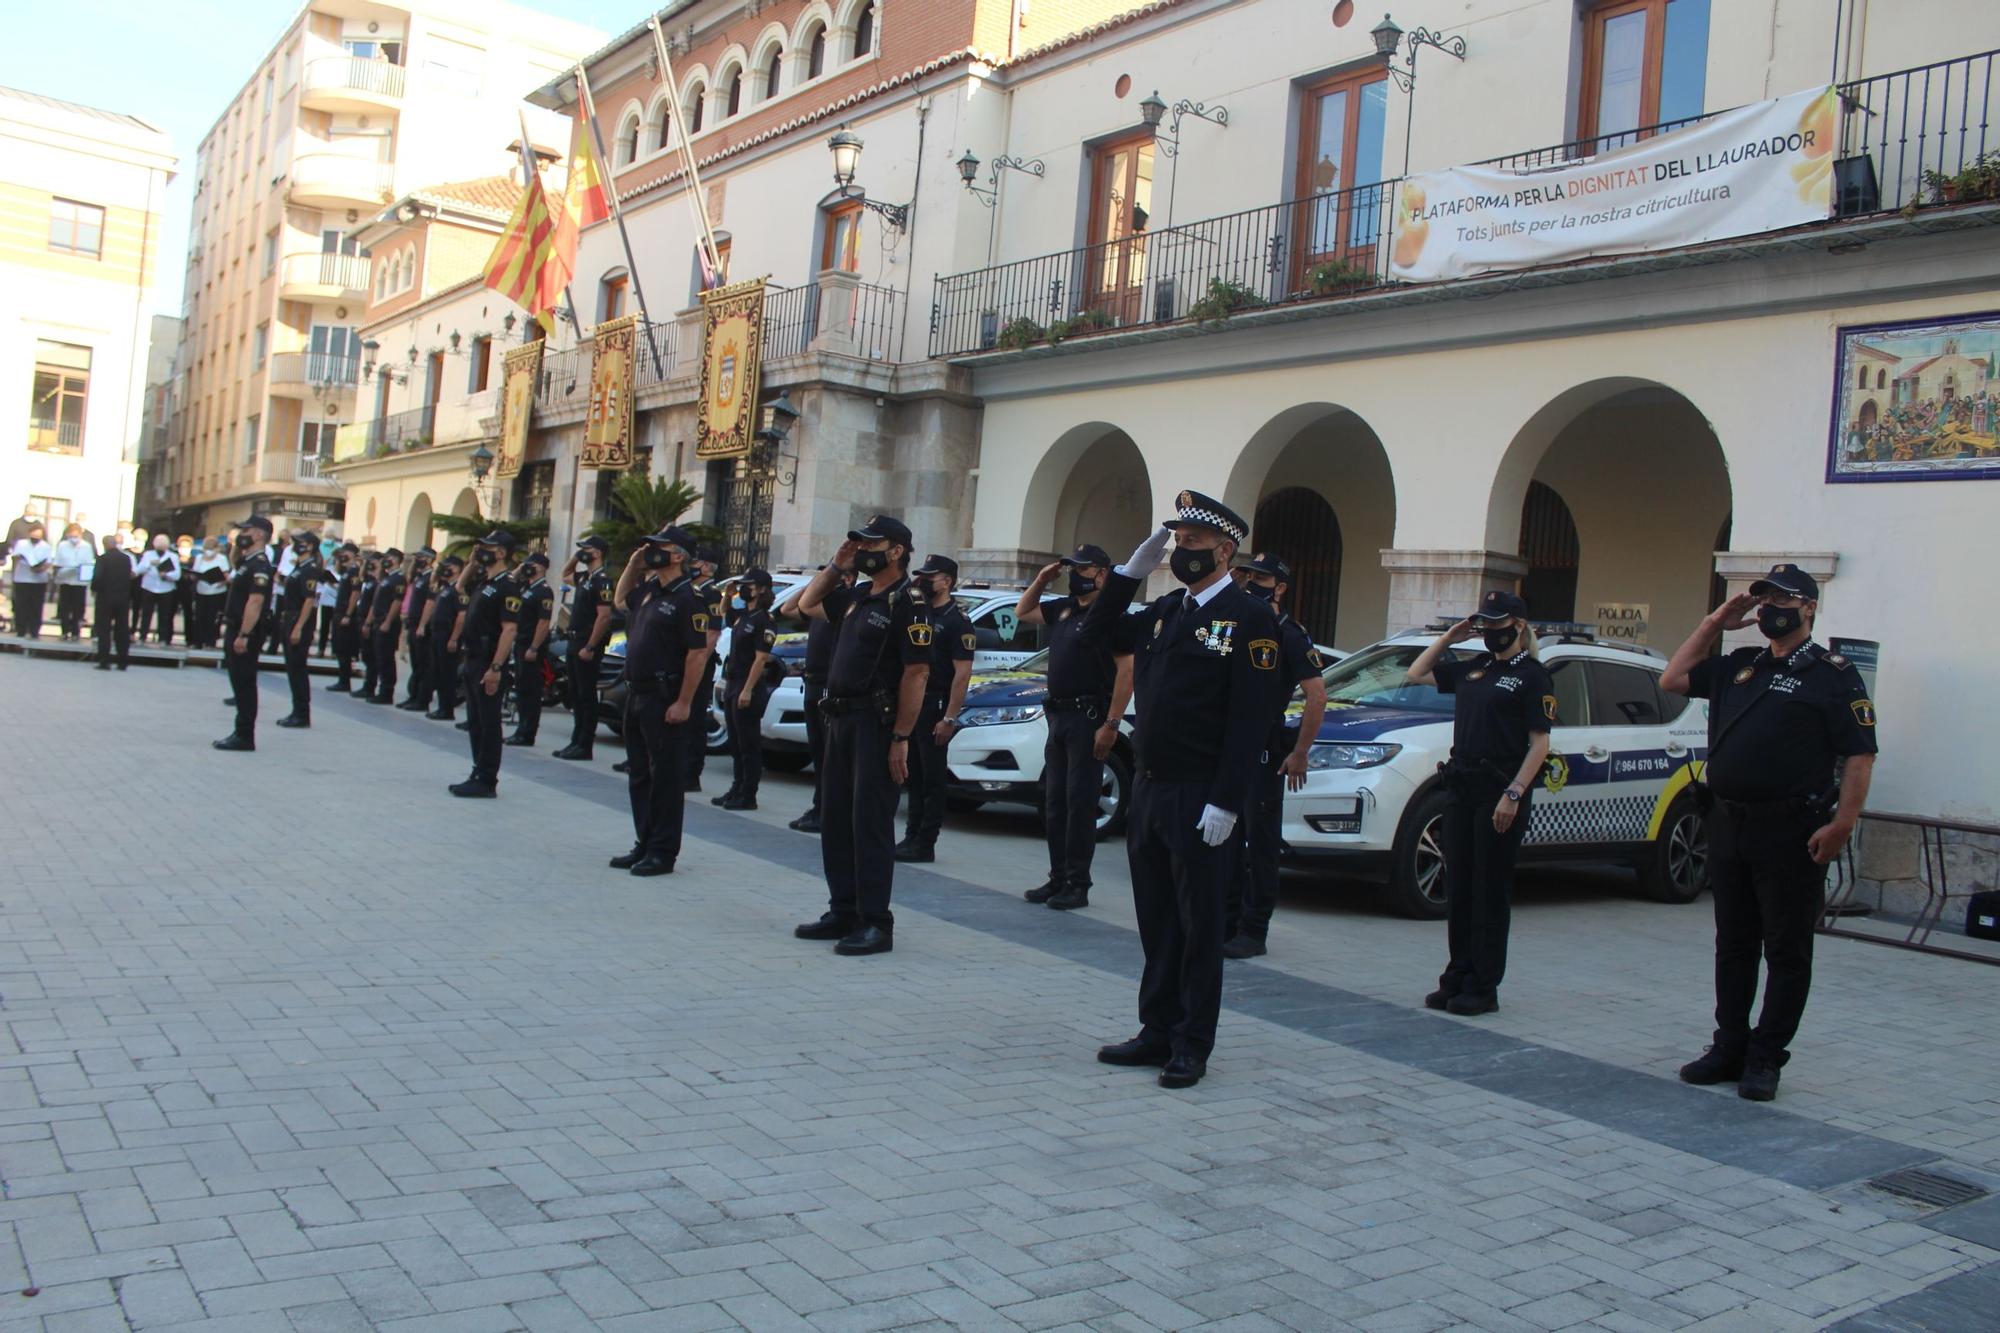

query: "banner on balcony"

left=1388, top=85, right=1838, bottom=283
left=496, top=343, right=542, bottom=481
left=697, top=277, right=766, bottom=461
left=582, top=315, right=637, bottom=470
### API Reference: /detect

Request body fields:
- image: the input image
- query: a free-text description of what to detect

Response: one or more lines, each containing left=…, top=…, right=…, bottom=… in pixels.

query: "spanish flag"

left=481, top=164, right=572, bottom=334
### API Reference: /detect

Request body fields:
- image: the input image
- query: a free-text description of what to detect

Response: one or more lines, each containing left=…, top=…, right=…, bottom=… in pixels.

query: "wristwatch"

left=1504, top=785, right=1525, bottom=802
left=891, top=732, right=911, bottom=743
left=943, top=715, right=960, bottom=728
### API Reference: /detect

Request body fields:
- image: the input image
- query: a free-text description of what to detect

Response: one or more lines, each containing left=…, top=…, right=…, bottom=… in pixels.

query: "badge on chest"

left=1194, top=620, right=1236, bottom=655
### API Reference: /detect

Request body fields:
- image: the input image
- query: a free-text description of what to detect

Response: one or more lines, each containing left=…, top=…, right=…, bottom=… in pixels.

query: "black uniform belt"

left=1045, top=696, right=1107, bottom=716
left=820, top=690, right=891, bottom=717
left=627, top=674, right=683, bottom=696
left=1440, top=757, right=1517, bottom=787
left=1714, top=793, right=1829, bottom=820
left=802, top=672, right=828, bottom=687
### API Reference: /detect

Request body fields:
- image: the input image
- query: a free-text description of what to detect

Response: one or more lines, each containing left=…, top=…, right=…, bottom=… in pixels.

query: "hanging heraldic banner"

left=1389, top=86, right=1838, bottom=283
left=496, top=342, right=543, bottom=481
left=697, top=277, right=767, bottom=460
left=583, top=314, right=637, bottom=470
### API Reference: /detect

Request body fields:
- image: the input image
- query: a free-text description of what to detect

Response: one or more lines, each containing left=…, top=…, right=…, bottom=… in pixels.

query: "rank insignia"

left=1734, top=666, right=1756, bottom=684
left=1826, top=652, right=1849, bottom=669
left=908, top=623, right=933, bottom=647
left=1851, top=698, right=1876, bottom=726
left=1249, top=638, right=1277, bottom=670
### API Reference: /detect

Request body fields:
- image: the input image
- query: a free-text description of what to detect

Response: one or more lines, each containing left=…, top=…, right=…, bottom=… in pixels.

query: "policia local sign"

left=1390, top=86, right=1837, bottom=282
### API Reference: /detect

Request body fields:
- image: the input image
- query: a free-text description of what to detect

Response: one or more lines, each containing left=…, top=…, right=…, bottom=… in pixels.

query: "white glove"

left=1195, top=804, right=1238, bottom=847
left=1117, top=527, right=1174, bottom=581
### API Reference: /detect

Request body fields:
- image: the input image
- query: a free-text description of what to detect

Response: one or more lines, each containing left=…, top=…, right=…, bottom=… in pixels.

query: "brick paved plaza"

left=2, top=653, right=1997, bottom=1332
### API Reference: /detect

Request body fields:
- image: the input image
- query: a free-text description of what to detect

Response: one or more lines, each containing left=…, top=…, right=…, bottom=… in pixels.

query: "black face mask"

left=1483, top=625, right=1519, bottom=655
left=1243, top=580, right=1276, bottom=602
left=643, top=548, right=673, bottom=569
left=475, top=549, right=498, bottom=567
left=1757, top=603, right=1802, bottom=639
left=1068, top=573, right=1097, bottom=597
left=235, top=534, right=255, bottom=550
left=1169, top=546, right=1215, bottom=585
left=294, top=541, right=314, bottom=555
left=853, top=547, right=890, bottom=576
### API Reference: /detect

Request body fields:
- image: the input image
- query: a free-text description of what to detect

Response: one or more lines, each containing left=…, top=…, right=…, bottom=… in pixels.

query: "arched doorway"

left=1252, top=488, right=1342, bottom=637
left=1517, top=481, right=1579, bottom=623
left=404, top=492, right=434, bottom=554
left=1858, top=398, right=1878, bottom=432
left=1022, top=423, right=1152, bottom=560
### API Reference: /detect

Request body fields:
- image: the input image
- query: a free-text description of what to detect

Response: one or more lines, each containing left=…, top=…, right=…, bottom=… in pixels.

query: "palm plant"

left=586, top=473, right=720, bottom=567
left=429, top=513, right=549, bottom=560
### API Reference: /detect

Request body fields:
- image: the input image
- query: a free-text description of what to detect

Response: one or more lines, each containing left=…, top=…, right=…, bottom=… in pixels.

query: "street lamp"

left=825, top=128, right=910, bottom=230
left=469, top=442, right=494, bottom=483
left=751, top=391, right=801, bottom=499
left=955, top=149, right=1046, bottom=208
left=1140, top=91, right=1231, bottom=233
left=468, top=442, right=499, bottom=516
left=1372, top=11, right=1469, bottom=175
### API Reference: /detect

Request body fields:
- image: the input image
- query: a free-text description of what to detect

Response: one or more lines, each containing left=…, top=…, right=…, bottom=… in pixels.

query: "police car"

left=1283, top=627, right=1712, bottom=919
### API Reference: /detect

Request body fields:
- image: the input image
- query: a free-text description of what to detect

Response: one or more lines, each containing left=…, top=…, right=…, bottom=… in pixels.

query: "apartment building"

left=161, top=0, right=602, bottom=539
left=0, top=85, right=176, bottom=541
left=134, top=313, right=183, bottom=533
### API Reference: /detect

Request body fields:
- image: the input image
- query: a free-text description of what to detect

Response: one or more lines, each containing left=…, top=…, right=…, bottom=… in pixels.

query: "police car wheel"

left=1639, top=791, right=1709, bottom=904
left=1387, top=787, right=1452, bottom=920
left=704, top=704, right=728, bottom=753
left=1094, top=749, right=1132, bottom=839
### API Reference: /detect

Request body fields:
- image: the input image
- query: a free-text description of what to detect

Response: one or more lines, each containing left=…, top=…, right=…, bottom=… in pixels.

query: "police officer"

left=793, top=516, right=931, bottom=956
left=554, top=537, right=615, bottom=760
left=609, top=526, right=711, bottom=875
left=505, top=552, right=556, bottom=747
left=421, top=556, right=465, bottom=721
left=352, top=553, right=381, bottom=699
left=1084, top=494, right=1279, bottom=1088
left=398, top=548, right=436, bottom=710
left=214, top=515, right=277, bottom=752
left=1014, top=544, right=1132, bottom=910
left=783, top=565, right=857, bottom=834
left=364, top=549, right=407, bottom=705
left=451, top=532, right=524, bottom=797
left=1406, top=590, right=1555, bottom=1018
left=894, top=555, right=975, bottom=864
left=1222, top=554, right=1329, bottom=959
left=328, top=543, right=361, bottom=692
left=683, top=546, right=726, bottom=793
left=715, top=568, right=780, bottom=809
left=275, top=529, right=324, bottom=730
left=1663, top=564, right=1877, bottom=1102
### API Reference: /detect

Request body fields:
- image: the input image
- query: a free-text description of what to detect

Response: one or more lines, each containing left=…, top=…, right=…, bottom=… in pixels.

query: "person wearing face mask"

left=504, top=553, right=556, bottom=747
left=793, top=515, right=932, bottom=956
left=398, top=548, right=436, bottom=711
left=420, top=556, right=466, bottom=721
left=173, top=536, right=198, bottom=641
left=134, top=535, right=182, bottom=645
left=1082, top=492, right=1280, bottom=1089
left=314, top=544, right=340, bottom=657
left=364, top=549, right=407, bottom=705
left=1223, top=554, right=1329, bottom=960
left=214, top=516, right=276, bottom=751
left=350, top=555, right=381, bottom=698
left=714, top=568, right=782, bottom=810
left=893, top=555, right=976, bottom=864
left=1662, top=564, right=1877, bottom=1102
left=191, top=538, right=230, bottom=649
left=276, top=530, right=323, bottom=729
left=52, top=524, right=92, bottom=641
left=783, top=565, right=860, bottom=833
left=1014, top=544, right=1134, bottom=911
left=682, top=546, right=726, bottom=794
left=451, top=532, right=526, bottom=796
left=608, top=526, right=713, bottom=872
left=8, top=520, right=53, bottom=639
left=328, top=544, right=362, bottom=691
left=1405, top=590, right=1555, bottom=1018
left=554, top=538, right=616, bottom=760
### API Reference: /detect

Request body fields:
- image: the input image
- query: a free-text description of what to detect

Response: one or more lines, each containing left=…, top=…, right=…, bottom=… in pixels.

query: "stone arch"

left=749, top=23, right=788, bottom=100
left=451, top=486, right=481, bottom=521
left=612, top=98, right=644, bottom=167
left=644, top=90, right=673, bottom=154
left=713, top=46, right=749, bottom=119
left=1020, top=422, right=1152, bottom=560
left=403, top=492, right=434, bottom=554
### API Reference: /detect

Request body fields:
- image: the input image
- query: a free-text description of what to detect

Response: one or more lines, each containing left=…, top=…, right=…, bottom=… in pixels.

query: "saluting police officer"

left=505, top=552, right=556, bottom=747
left=276, top=529, right=324, bottom=730
left=1662, top=564, right=1877, bottom=1102
left=1406, top=590, right=1555, bottom=1018
left=422, top=556, right=465, bottom=721
left=715, top=567, right=780, bottom=809
left=398, top=548, right=436, bottom=710
left=608, top=526, right=712, bottom=876
left=451, top=532, right=525, bottom=797
left=214, top=515, right=277, bottom=753
left=683, top=546, right=726, bottom=793
left=895, top=555, right=975, bottom=864
left=1083, top=493, right=1280, bottom=1089
left=1015, top=544, right=1132, bottom=911
left=554, top=537, right=615, bottom=760
left=328, top=543, right=361, bottom=692
left=1224, top=554, right=1328, bottom=959
left=794, top=515, right=931, bottom=956
left=784, top=565, right=858, bottom=834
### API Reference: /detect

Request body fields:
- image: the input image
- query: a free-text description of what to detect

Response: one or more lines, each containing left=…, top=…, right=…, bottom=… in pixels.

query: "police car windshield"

left=1011, top=649, right=1050, bottom=673
left=1322, top=644, right=1469, bottom=713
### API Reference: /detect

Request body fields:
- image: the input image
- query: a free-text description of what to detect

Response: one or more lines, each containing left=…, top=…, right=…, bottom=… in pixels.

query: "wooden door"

left=1085, top=132, right=1155, bottom=324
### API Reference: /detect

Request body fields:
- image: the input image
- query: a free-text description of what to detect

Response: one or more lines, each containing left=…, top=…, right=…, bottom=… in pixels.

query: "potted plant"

left=996, top=317, right=1046, bottom=351
left=1306, top=257, right=1375, bottom=296
left=1924, top=151, right=2000, bottom=204
left=1187, top=278, right=1266, bottom=325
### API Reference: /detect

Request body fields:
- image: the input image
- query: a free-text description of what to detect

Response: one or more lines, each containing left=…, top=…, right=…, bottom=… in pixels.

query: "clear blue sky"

left=2, top=0, right=639, bottom=316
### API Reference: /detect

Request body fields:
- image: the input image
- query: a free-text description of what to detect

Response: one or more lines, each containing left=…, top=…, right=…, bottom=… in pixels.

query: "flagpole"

left=573, top=66, right=666, bottom=379
left=647, top=17, right=724, bottom=279
left=513, top=109, right=580, bottom=337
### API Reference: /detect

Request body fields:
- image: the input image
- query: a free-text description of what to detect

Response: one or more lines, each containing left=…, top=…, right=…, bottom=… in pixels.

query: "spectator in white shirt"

left=8, top=521, right=53, bottom=639
left=52, top=524, right=93, bottom=641
left=190, top=537, right=230, bottom=649
left=134, top=534, right=183, bottom=645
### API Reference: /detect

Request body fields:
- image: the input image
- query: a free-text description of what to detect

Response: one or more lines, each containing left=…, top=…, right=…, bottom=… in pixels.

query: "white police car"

left=1283, top=628, right=1712, bottom=919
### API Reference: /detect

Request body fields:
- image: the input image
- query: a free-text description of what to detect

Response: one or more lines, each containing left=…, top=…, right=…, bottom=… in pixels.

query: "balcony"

left=259, top=450, right=336, bottom=485
left=300, top=56, right=406, bottom=113
left=289, top=153, right=392, bottom=211
left=931, top=48, right=2000, bottom=359
left=278, top=251, right=371, bottom=302
left=28, top=418, right=83, bottom=456
left=267, top=352, right=361, bottom=399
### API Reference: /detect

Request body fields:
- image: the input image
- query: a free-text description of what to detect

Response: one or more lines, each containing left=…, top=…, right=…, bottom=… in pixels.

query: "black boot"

left=211, top=733, right=255, bottom=752
left=1678, top=1046, right=1746, bottom=1086
left=275, top=714, right=310, bottom=729
left=1047, top=884, right=1090, bottom=911
left=1024, top=879, right=1062, bottom=904
left=788, top=810, right=822, bottom=833
left=710, top=788, right=742, bottom=807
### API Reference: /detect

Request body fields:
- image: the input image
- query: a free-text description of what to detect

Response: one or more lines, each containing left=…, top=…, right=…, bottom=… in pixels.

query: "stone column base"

left=1379, top=549, right=1531, bottom=635
left=1712, top=551, right=1838, bottom=652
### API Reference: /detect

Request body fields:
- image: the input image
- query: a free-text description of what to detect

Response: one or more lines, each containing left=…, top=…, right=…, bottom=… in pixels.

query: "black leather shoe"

left=1221, top=933, right=1265, bottom=958
left=711, top=791, right=741, bottom=806
left=1737, top=1063, right=1780, bottom=1102
left=367, top=695, right=394, bottom=706
left=612, top=760, right=630, bottom=773
left=794, top=914, right=855, bottom=941
left=788, top=812, right=822, bottom=833
left=425, top=709, right=453, bottom=721
left=1159, top=1055, right=1207, bottom=1089
left=395, top=700, right=426, bottom=711
left=1423, top=989, right=1455, bottom=1012
left=1024, top=880, right=1061, bottom=904
left=834, top=925, right=893, bottom=956
left=211, top=734, right=255, bottom=752
left=629, top=855, right=675, bottom=877
left=503, top=733, right=533, bottom=746
left=722, top=794, right=757, bottom=811
left=275, top=715, right=310, bottom=729
left=1097, top=1035, right=1172, bottom=1067
left=1446, top=993, right=1499, bottom=1016
left=448, top=780, right=496, bottom=798
left=892, top=842, right=934, bottom=863
left=1048, top=886, right=1090, bottom=911
left=1679, top=1046, right=1745, bottom=1086
left=608, top=846, right=646, bottom=869
left=552, top=745, right=591, bottom=761
left=455, top=721, right=472, bottom=732
left=327, top=682, right=351, bottom=693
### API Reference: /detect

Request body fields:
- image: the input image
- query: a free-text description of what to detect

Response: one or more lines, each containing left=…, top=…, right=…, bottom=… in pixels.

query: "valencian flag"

left=481, top=165, right=572, bottom=335
left=562, top=84, right=611, bottom=232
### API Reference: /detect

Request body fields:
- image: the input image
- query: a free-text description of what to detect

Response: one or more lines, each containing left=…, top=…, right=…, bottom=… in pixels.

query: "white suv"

left=1283, top=630, right=1712, bottom=918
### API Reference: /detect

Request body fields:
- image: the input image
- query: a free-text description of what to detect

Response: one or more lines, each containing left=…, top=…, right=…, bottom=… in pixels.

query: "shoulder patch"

left=1306, top=647, right=1325, bottom=669
left=504, top=596, right=523, bottom=612
left=1249, top=638, right=1277, bottom=670
left=1733, top=665, right=1756, bottom=684
left=1851, top=698, right=1876, bottom=726
left=1544, top=694, right=1559, bottom=722
left=961, top=632, right=976, bottom=651
left=692, top=612, right=709, bottom=633
left=908, top=622, right=933, bottom=647
left=252, top=573, right=270, bottom=588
